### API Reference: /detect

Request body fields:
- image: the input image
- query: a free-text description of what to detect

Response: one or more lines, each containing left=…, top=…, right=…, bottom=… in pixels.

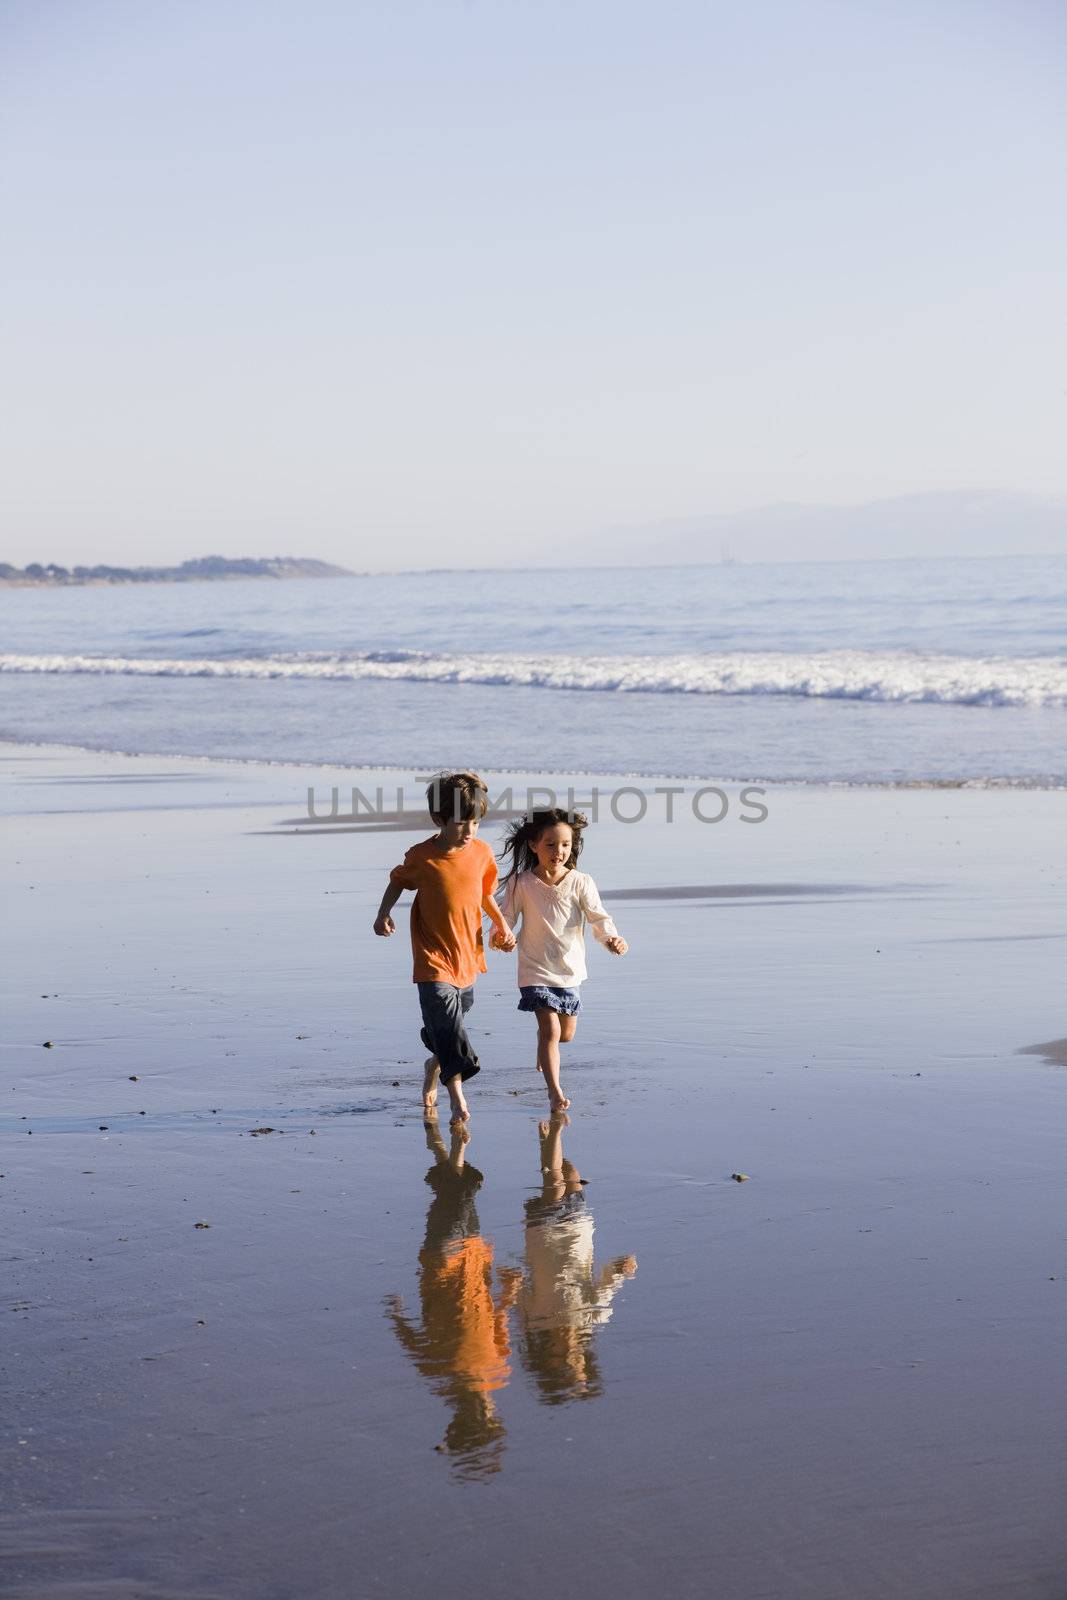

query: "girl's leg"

left=536, top=1009, right=570, bottom=1112
left=536, top=1010, right=577, bottom=1068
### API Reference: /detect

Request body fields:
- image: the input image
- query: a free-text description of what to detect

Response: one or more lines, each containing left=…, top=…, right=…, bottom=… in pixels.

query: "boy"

left=374, top=771, right=514, bottom=1124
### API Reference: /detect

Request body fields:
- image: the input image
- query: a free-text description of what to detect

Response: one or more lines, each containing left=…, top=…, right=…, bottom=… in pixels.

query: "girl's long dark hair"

left=499, top=808, right=588, bottom=890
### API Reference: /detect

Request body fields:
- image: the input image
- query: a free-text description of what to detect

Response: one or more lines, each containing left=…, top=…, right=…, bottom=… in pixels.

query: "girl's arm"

left=577, top=875, right=627, bottom=954
left=488, top=877, right=520, bottom=950
left=483, top=890, right=515, bottom=950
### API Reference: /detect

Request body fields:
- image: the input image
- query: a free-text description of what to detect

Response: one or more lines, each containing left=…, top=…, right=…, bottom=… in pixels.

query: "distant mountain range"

left=587, top=490, right=1067, bottom=566
left=0, top=555, right=352, bottom=586
left=3, top=493, right=1065, bottom=581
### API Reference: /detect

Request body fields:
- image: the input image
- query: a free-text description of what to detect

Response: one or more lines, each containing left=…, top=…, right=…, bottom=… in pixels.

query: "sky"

left=1, top=0, right=1065, bottom=570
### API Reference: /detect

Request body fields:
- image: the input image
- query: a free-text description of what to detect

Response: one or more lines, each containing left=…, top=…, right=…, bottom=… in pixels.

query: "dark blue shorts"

left=417, top=982, right=480, bottom=1084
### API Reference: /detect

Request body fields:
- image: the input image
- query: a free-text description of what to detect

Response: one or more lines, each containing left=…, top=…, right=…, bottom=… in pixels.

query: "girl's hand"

left=374, top=914, right=395, bottom=937
left=606, top=935, right=628, bottom=955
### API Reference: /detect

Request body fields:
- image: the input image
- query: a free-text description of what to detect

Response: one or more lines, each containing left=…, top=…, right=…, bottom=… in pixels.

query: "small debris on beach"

left=129, top=1074, right=139, bottom=1081
left=42, top=1040, right=53, bottom=1049
left=249, top=1127, right=278, bottom=1136
left=194, top=1221, right=211, bottom=1229
left=731, top=1172, right=750, bottom=1182
left=98, top=1125, right=109, bottom=1131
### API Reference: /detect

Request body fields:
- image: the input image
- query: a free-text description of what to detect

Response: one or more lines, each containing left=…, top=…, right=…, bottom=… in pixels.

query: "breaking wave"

left=2, top=649, right=1067, bottom=707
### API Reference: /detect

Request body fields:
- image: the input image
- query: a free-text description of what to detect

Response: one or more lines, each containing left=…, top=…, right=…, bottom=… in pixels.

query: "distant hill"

left=0, top=556, right=352, bottom=586
left=587, top=490, right=1067, bottom=566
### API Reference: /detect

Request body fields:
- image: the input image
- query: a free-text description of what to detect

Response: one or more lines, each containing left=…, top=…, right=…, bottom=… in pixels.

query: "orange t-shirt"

left=418, top=1236, right=512, bottom=1394
left=389, top=835, right=498, bottom=986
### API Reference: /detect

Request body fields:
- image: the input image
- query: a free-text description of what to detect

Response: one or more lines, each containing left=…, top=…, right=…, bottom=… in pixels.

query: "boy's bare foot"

left=422, top=1057, right=439, bottom=1109
left=448, top=1080, right=470, bottom=1125
left=448, top=1124, right=470, bottom=1170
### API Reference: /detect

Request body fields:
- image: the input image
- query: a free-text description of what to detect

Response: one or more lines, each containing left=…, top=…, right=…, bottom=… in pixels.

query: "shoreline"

left=4, top=734, right=1065, bottom=790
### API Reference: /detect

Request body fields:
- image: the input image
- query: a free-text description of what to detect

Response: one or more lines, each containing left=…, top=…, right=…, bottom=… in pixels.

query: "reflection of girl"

left=514, top=1118, right=637, bottom=1404
left=385, top=1115, right=520, bottom=1477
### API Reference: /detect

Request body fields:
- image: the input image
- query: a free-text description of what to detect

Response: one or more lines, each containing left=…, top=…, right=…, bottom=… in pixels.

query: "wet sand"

left=2, top=744, right=1066, bottom=1599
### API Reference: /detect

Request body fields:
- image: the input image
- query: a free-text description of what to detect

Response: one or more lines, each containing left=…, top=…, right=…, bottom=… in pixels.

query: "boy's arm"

left=374, top=880, right=404, bottom=936
left=376, top=852, right=418, bottom=936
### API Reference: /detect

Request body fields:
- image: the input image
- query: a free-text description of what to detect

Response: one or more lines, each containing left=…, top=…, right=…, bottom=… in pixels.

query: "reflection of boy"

left=374, top=772, right=514, bottom=1123
left=385, top=1115, right=521, bottom=1476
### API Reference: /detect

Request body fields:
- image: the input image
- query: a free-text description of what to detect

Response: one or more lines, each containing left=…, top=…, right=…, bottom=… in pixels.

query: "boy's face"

left=434, top=813, right=479, bottom=850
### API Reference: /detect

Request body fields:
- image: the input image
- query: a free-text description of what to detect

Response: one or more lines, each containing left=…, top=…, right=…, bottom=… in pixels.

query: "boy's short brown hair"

left=426, top=770, right=489, bottom=824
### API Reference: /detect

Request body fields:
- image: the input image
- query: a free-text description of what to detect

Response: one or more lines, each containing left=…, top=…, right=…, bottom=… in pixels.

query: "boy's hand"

left=606, top=935, right=628, bottom=955
left=374, top=914, right=396, bottom=937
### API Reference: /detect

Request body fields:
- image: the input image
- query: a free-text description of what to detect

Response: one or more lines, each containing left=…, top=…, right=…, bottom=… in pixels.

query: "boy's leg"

left=418, top=983, right=480, bottom=1123
left=535, top=1008, right=570, bottom=1112
left=418, top=991, right=443, bottom=1109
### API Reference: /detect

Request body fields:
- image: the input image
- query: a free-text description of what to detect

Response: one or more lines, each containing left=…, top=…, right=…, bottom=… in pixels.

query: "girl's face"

left=531, top=822, right=573, bottom=875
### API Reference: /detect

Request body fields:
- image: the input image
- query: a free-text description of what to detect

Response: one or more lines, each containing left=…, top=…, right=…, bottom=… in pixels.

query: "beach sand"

left=2, top=744, right=1065, bottom=1599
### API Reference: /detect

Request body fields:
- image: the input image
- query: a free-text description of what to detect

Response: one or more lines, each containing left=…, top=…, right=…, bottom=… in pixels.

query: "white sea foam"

left=2, top=649, right=1067, bottom=707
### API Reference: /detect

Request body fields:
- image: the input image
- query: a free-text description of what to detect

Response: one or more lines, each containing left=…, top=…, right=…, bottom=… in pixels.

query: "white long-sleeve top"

left=497, top=869, right=619, bottom=988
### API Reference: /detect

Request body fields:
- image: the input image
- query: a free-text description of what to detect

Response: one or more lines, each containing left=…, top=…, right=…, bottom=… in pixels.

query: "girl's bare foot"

left=548, top=1092, right=571, bottom=1112
left=448, top=1080, right=470, bottom=1125
left=422, top=1057, right=439, bottom=1109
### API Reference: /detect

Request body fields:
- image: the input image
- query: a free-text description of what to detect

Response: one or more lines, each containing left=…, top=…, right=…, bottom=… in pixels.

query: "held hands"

left=489, top=924, right=516, bottom=952
left=373, top=914, right=396, bottom=937
left=605, top=935, right=628, bottom=956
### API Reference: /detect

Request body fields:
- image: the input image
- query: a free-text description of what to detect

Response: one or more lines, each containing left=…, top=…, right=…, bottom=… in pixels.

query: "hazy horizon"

left=5, top=487, right=1065, bottom=573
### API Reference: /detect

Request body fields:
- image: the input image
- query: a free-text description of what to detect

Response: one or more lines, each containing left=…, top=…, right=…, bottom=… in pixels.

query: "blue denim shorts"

left=518, top=985, right=581, bottom=1016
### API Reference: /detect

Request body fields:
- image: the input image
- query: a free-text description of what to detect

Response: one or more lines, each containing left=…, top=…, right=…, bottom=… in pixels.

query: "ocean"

left=2, top=554, right=1065, bottom=783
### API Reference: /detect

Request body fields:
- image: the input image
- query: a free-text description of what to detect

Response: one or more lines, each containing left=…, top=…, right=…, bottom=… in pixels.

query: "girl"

left=491, top=809, right=628, bottom=1112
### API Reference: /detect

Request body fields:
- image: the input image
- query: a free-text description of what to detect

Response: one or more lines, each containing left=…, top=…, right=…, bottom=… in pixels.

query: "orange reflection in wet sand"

left=386, top=1113, right=636, bottom=1477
